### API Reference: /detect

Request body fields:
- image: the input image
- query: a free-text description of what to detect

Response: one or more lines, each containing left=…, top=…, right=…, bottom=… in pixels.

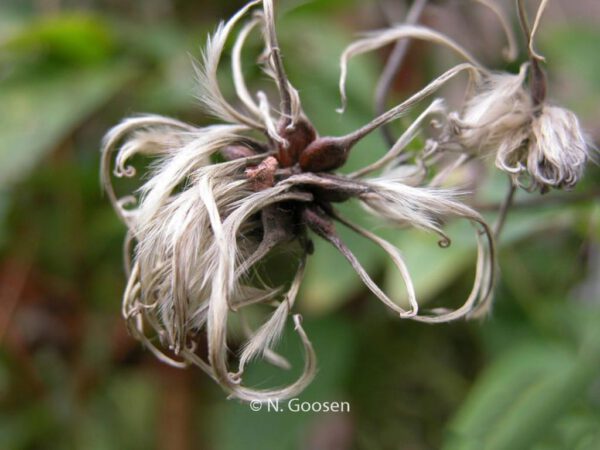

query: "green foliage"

left=0, top=64, right=137, bottom=188
left=445, top=311, right=600, bottom=450
left=1, top=14, right=116, bottom=66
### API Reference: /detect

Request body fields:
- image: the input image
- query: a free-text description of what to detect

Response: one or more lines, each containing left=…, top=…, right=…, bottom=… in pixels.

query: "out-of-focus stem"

left=493, top=181, right=517, bottom=238
left=375, top=0, right=429, bottom=147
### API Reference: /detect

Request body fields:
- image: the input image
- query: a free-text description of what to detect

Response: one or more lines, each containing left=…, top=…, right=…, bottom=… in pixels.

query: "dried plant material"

left=195, top=0, right=265, bottom=129
left=528, top=0, right=549, bottom=62
left=231, top=16, right=264, bottom=119
left=526, top=105, right=590, bottom=190
left=443, top=64, right=531, bottom=157
left=101, top=0, right=592, bottom=402
left=350, top=98, right=446, bottom=179
left=338, top=24, right=483, bottom=112
left=435, top=10, right=593, bottom=193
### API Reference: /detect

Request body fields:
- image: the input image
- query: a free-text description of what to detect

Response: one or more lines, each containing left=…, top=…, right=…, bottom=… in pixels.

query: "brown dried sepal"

left=277, top=118, right=317, bottom=167
left=530, top=60, right=547, bottom=110
left=245, top=156, right=279, bottom=191
left=221, top=145, right=259, bottom=161
left=299, top=137, right=349, bottom=173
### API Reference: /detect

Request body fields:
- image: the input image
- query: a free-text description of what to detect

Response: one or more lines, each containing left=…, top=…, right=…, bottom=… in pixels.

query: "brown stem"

left=158, top=366, right=192, bottom=450
left=375, top=0, right=429, bottom=147
left=516, top=0, right=546, bottom=107
left=493, top=180, right=517, bottom=238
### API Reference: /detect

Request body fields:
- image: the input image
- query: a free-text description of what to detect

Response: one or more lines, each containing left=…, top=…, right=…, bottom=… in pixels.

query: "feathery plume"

left=433, top=0, right=593, bottom=192
left=107, top=0, right=600, bottom=402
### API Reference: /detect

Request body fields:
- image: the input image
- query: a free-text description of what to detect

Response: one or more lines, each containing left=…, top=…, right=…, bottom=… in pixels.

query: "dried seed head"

left=438, top=62, right=592, bottom=192
left=527, top=105, right=590, bottom=191
left=99, top=0, right=600, bottom=403
left=451, top=64, right=532, bottom=156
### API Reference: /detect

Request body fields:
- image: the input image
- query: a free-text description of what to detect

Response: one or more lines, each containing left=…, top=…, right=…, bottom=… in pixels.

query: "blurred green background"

left=1, top=1, right=599, bottom=449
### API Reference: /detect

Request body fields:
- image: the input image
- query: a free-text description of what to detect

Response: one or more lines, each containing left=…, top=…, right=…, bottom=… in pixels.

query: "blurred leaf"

left=211, top=316, right=356, bottom=450
left=537, top=410, right=600, bottom=450
left=348, top=315, right=478, bottom=449
left=384, top=206, right=578, bottom=308
left=541, top=26, right=600, bottom=90
left=0, top=62, right=138, bottom=188
left=1, top=14, right=115, bottom=66
left=133, top=50, right=198, bottom=114
left=116, top=21, right=202, bottom=113
left=0, top=403, right=57, bottom=450
left=540, top=26, right=600, bottom=119
left=75, top=371, right=159, bottom=450
left=444, top=313, right=600, bottom=450
left=0, top=9, right=26, bottom=43
left=286, top=0, right=363, bottom=14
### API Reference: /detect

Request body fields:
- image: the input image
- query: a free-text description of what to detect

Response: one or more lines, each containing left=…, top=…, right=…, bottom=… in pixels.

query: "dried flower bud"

left=439, top=64, right=592, bottom=192
left=527, top=105, right=590, bottom=191
left=277, top=118, right=317, bottom=167
left=299, top=137, right=349, bottom=172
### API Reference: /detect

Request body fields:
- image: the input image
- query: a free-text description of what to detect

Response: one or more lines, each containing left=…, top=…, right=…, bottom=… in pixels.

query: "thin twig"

left=377, top=0, right=405, bottom=25
left=493, top=180, right=516, bottom=237
left=0, top=260, right=32, bottom=343
left=375, top=0, right=429, bottom=147
left=478, top=188, right=600, bottom=213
